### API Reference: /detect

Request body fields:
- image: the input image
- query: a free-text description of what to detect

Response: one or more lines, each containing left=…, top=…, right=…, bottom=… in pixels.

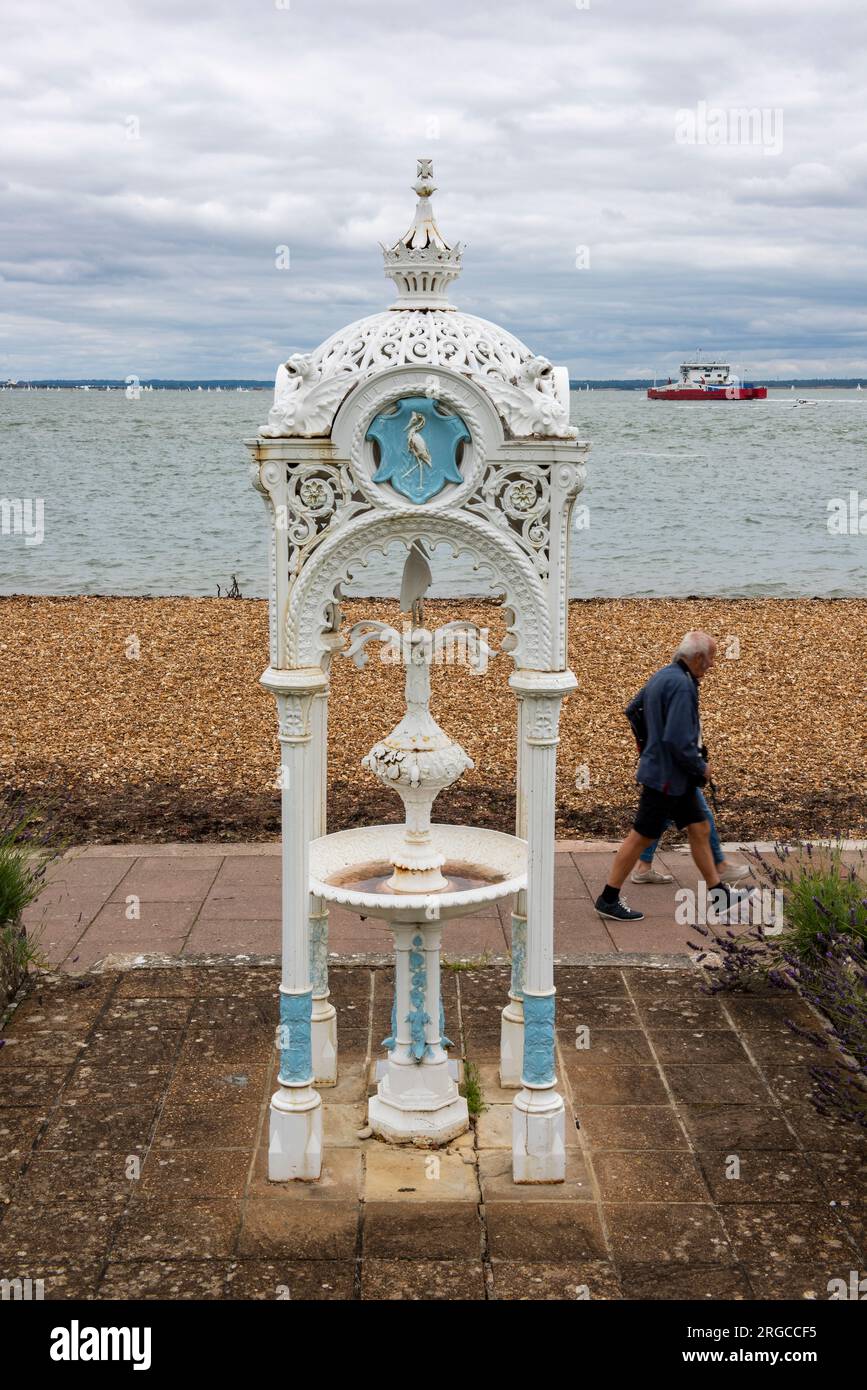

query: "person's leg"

left=634, top=818, right=674, bottom=882
left=696, top=789, right=724, bottom=865
left=638, top=830, right=662, bottom=865
left=697, top=789, right=749, bottom=881
left=597, top=789, right=668, bottom=919
left=686, top=817, right=719, bottom=887
left=607, top=829, right=656, bottom=888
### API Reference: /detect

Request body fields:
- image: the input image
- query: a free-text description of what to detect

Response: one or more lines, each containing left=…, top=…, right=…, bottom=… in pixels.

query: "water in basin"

left=328, top=861, right=507, bottom=896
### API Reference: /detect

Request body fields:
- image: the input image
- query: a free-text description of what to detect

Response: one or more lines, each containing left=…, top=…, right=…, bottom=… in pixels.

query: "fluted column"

left=500, top=694, right=528, bottom=1086
left=261, top=665, right=329, bottom=1181
left=309, top=689, right=337, bottom=1083
left=508, top=668, right=577, bottom=1183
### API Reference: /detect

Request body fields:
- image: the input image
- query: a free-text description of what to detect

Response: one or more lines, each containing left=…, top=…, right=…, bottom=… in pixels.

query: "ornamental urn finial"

left=381, top=158, right=465, bottom=311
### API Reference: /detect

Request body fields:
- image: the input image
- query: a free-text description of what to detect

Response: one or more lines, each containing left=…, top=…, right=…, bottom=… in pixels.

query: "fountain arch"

left=286, top=509, right=553, bottom=672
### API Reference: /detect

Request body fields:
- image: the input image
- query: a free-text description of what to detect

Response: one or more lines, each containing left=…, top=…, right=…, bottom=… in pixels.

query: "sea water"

left=1, top=388, right=864, bottom=599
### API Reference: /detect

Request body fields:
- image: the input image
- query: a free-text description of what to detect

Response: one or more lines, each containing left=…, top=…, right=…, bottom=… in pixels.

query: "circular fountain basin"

left=310, top=824, right=527, bottom=923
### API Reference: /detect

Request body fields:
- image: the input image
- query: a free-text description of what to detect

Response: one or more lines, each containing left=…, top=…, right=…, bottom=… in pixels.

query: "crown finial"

left=414, top=158, right=435, bottom=196
left=380, top=158, right=464, bottom=311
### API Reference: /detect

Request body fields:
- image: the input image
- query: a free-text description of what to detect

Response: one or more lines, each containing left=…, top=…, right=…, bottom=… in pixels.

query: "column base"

left=311, top=1000, right=337, bottom=1086
left=268, top=1085, right=323, bottom=1181
left=369, top=1091, right=469, bottom=1147
left=369, top=1054, right=469, bottom=1147
left=499, top=998, right=524, bottom=1088
left=512, top=1086, right=566, bottom=1184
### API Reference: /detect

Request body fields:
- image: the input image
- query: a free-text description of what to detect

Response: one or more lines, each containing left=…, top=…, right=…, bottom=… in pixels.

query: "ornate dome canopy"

left=308, top=308, right=536, bottom=382
left=260, top=160, right=576, bottom=442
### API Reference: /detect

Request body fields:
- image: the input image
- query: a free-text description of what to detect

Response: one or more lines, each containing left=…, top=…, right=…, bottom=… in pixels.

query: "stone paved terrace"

left=19, top=838, right=867, bottom=973
left=15, top=839, right=797, bottom=972
left=1, top=958, right=865, bottom=1301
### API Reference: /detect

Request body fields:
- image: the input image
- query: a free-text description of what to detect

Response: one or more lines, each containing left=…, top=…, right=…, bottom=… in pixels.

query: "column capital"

left=261, top=666, right=329, bottom=743
left=259, top=665, right=329, bottom=697
left=508, top=668, right=578, bottom=700
left=510, top=669, right=576, bottom=746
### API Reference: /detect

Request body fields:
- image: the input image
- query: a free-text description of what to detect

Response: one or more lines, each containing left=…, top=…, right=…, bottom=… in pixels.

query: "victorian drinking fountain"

left=247, top=158, right=589, bottom=1183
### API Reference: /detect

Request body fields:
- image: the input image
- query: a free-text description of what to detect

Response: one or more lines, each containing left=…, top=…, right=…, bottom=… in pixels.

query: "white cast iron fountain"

left=310, top=569, right=527, bottom=1144
left=247, top=159, right=589, bottom=1182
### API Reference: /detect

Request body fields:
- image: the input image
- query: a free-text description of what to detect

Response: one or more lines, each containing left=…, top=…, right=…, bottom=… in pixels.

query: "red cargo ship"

left=648, top=360, right=767, bottom=401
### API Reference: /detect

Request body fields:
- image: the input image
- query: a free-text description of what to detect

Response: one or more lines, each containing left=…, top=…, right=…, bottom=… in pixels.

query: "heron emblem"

left=366, top=396, right=470, bottom=504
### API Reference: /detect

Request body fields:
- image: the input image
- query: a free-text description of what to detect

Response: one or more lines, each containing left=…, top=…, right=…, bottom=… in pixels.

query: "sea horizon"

left=2, top=386, right=865, bottom=602
left=3, top=377, right=865, bottom=391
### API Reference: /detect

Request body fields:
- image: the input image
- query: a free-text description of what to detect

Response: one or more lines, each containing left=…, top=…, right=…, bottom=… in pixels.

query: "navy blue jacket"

left=624, top=660, right=708, bottom=796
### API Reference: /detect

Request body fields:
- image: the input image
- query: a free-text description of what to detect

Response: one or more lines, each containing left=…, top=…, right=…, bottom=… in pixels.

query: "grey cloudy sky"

left=2, top=0, right=865, bottom=379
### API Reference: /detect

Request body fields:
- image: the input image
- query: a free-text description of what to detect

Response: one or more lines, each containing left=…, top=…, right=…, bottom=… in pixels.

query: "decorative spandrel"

left=366, top=396, right=470, bottom=503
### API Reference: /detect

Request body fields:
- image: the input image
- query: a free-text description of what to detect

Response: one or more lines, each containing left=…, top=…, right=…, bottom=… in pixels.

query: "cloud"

left=0, top=0, right=865, bottom=378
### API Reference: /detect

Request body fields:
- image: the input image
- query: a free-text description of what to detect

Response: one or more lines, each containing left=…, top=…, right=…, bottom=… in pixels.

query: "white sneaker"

left=717, top=860, right=750, bottom=884
left=631, top=862, right=673, bottom=884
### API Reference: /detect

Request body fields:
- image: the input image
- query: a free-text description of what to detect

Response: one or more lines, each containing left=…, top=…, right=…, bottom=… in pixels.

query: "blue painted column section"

left=510, top=911, right=526, bottom=1001
left=382, top=963, right=452, bottom=1053
left=407, top=934, right=431, bottom=1060
left=279, top=988, right=313, bottom=1084
left=521, top=992, right=556, bottom=1087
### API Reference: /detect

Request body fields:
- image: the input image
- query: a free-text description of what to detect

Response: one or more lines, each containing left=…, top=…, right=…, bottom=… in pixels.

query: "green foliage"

left=1, top=920, right=47, bottom=1006
left=749, top=840, right=867, bottom=960
left=460, top=1060, right=486, bottom=1117
left=0, top=841, right=46, bottom=925
left=0, top=803, right=55, bottom=1007
left=443, top=949, right=492, bottom=971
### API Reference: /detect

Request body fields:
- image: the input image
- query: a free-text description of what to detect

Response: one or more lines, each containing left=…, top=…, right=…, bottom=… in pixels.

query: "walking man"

left=595, top=631, right=749, bottom=923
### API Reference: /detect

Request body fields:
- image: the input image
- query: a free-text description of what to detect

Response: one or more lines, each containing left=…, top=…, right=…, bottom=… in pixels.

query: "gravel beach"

left=2, top=594, right=865, bottom=845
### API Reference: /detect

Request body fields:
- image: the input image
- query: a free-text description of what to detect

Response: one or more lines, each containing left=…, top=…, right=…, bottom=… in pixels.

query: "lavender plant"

left=745, top=838, right=867, bottom=959
left=0, top=797, right=56, bottom=1009
left=770, top=923, right=867, bottom=1129
left=687, top=838, right=867, bottom=1126
left=687, top=918, right=777, bottom=993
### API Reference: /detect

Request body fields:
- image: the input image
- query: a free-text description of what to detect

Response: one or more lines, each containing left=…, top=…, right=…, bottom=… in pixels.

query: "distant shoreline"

left=2, top=380, right=865, bottom=392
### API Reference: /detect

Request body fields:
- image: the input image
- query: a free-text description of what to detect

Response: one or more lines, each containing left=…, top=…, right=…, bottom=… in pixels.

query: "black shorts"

left=633, top=785, right=705, bottom=839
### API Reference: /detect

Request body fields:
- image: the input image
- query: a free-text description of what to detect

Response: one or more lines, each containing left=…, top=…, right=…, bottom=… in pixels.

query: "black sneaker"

left=708, top=886, right=757, bottom=925
left=594, top=893, right=645, bottom=922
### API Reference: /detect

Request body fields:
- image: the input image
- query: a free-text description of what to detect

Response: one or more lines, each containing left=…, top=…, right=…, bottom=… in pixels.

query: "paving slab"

left=237, top=1200, right=358, bottom=1260
left=223, top=1259, right=354, bottom=1300
left=32, top=839, right=711, bottom=967
left=1, top=956, right=864, bottom=1301
left=97, top=1260, right=231, bottom=1300
left=362, top=1201, right=482, bottom=1259
left=360, top=1259, right=487, bottom=1300
left=490, top=1259, right=622, bottom=1300
left=363, top=1145, right=479, bottom=1201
